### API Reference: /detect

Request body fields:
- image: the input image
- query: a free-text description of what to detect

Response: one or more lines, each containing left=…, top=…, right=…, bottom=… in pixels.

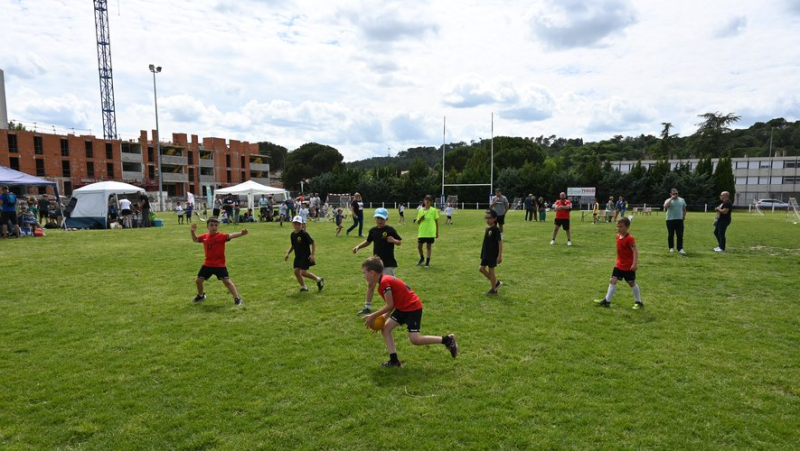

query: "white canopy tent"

left=66, top=181, right=145, bottom=229
left=214, top=180, right=290, bottom=210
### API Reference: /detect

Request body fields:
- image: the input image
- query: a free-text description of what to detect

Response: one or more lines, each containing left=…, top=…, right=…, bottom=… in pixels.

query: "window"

left=106, top=163, right=114, bottom=178
left=747, top=176, right=758, bottom=185
left=10, top=157, right=20, bottom=170
left=148, top=166, right=155, bottom=180
left=240, top=156, right=245, bottom=167
left=735, top=177, right=747, bottom=185
left=758, top=177, right=769, bottom=185
left=34, top=136, right=43, bottom=154
left=736, top=161, right=748, bottom=169
left=773, top=160, right=784, bottom=169
left=226, top=155, right=231, bottom=166
left=7, top=134, right=18, bottom=152
left=189, top=184, right=195, bottom=194
left=226, top=170, right=232, bottom=183
left=759, top=161, right=771, bottom=169
left=785, top=160, right=798, bottom=169
left=106, top=143, right=113, bottom=159
left=63, top=181, right=72, bottom=196
left=188, top=151, right=194, bottom=163
left=62, top=160, right=71, bottom=177
left=148, top=146, right=154, bottom=161
left=188, top=168, right=195, bottom=179
left=85, top=141, right=93, bottom=158
left=61, top=139, right=69, bottom=156
left=35, top=159, right=45, bottom=177
left=748, top=161, right=759, bottom=170
left=784, top=176, right=798, bottom=184
left=87, top=162, right=95, bottom=178
left=771, top=176, right=782, bottom=184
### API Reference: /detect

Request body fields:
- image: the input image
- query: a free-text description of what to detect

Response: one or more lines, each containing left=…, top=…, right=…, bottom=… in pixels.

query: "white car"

left=756, top=199, right=790, bottom=209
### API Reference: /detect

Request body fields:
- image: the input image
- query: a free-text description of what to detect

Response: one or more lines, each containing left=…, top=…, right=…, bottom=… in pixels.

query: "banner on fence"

left=567, top=187, right=596, bottom=197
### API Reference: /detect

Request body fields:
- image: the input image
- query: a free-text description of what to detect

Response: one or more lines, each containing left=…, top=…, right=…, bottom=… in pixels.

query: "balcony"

left=251, top=177, right=271, bottom=186
left=200, top=175, right=216, bottom=184
left=161, top=155, right=188, bottom=166
left=250, top=162, right=270, bottom=171
left=121, top=152, right=142, bottom=163
left=162, top=172, right=189, bottom=183
left=199, top=158, right=214, bottom=168
left=122, top=171, right=144, bottom=180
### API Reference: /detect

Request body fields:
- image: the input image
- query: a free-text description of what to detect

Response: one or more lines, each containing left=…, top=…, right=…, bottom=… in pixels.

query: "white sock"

left=632, top=284, right=642, bottom=304
left=605, top=284, right=617, bottom=302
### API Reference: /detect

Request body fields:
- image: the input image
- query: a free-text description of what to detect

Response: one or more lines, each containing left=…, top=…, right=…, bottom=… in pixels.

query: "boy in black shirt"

left=353, top=208, right=402, bottom=315
left=480, top=209, right=503, bottom=295
left=285, top=216, right=325, bottom=292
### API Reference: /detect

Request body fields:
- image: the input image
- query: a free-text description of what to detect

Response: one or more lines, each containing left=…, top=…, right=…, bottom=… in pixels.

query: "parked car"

left=756, top=199, right=790, bottom=209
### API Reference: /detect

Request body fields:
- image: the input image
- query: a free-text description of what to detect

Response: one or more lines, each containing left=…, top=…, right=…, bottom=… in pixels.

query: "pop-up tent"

left=214, top=180, right=290, bottom=210
left=66, top=181, right=144, bottom=229
left=0, top=165, right=61, bottom=200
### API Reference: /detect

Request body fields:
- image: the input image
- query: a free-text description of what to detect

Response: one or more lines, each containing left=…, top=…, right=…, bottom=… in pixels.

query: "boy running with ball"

left=362, top=256, right=458, bottom=367
left=594, top=217, right=644, bottom=309
left=190, top=218, right=247, bottom=306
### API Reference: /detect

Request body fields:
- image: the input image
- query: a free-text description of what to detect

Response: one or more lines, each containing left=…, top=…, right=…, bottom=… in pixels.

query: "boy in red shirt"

left=594, top=217, right=644, bottom=309
left=190, top=218, right=248, bottom=306
left=550, top=191, right=573, bottom=246
left=362, top=256, right=458, bottom=367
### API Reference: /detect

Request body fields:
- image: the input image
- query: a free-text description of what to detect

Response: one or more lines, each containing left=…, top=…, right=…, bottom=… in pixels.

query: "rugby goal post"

left=788, top=198, right=800, bottom=223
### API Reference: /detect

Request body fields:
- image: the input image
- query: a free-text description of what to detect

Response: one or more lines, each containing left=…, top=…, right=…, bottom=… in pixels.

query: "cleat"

left=678, top=249, right=686, bottom=255
left=381, top=360, right=402, bottom=368
left=192, top=293, right=206, bottom=303
left=669, top=248, right=674, bottom=253
left=567, top=241, right=572, bottom=246
left=300, top=286, right=309, bottom=292
left=483, top=289, right=497, bottom=295
left=357, top=307, right=371, bottom=316
left=234, top=297, right=243, bottom=306
left=416, top=258, right=424, bottom=267
left=594, top=299, right=611, bottom=307
left=446, top=334, right=458, bottom=358
left=424, top=265, right=430, bottom=269
left=495, top=280, right=503, bottom=291
left=633, top=302, right=644, bottom=310
left=550, top=240, right=555, bottom=245
left=317, top=278, right=325, bottom=292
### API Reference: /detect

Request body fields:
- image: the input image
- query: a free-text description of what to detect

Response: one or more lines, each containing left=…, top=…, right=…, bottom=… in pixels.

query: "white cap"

left=292, top=215, right=304, bottom=223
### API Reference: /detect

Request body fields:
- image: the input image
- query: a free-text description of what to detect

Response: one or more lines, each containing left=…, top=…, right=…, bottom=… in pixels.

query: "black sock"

left=390, top=353, right=399, bottom=363
left=442, top=336, right=452, bottom=346
left=426, top=258, right=430, bottom=265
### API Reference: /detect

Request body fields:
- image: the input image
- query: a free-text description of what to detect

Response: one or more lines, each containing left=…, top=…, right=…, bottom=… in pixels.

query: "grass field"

left=1, top=209, right=799, bottom=449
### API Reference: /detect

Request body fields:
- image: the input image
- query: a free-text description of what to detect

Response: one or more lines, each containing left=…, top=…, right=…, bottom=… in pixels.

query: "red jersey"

left=198, top=232, right=230, bottom=267
left=554, top=199, right=572, bottom=220
left=615, top=233, right=636, bottom=271
left=378, top=275, right=423, bottom=312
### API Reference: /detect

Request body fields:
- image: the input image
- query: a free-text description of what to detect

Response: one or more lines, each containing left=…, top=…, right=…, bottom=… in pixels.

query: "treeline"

left=261, top=114, right=799, bottom=205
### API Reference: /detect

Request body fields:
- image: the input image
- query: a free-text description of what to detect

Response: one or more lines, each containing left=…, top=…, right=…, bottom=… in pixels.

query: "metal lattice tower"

left=94, top=0, right=118, bottom=140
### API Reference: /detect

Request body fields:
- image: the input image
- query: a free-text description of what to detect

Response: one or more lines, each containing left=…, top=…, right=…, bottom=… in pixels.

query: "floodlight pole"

left=149, top=64, right=164, bottom=211
left=490, top=112, right=494, bottom=199
left=441, top=116, right=446, bottom=208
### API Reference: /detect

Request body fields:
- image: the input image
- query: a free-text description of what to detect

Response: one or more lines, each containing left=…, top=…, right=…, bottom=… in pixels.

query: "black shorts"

left=612, top=267, right=636, bottom=282
left=554, top=218, right=570, bottom=230
left=480, top=257, right=498, bottom=268
left=399, top=211, right=404, bottom=217
left=418, top=237, right=435, bottom=244
left=197, top=265, right=230, bottom=280
left=121, top=209, right=132, bottom=216
left=1, top=211, right=18, bottom=226
left=390, top=308, right=423, bottom=333
left=496, top=214, right=505, bottom=225
left=294, top=256, right=315, bottom=270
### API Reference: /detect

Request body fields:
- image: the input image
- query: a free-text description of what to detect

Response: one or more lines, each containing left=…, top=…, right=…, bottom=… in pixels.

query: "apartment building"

left=1, top=129, right=270, bottom=202
left=610, top=155, right=800, bottom=206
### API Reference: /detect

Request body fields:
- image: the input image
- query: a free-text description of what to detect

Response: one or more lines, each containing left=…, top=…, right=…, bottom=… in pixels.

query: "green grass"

left=1, top=209, right=799, bottom=449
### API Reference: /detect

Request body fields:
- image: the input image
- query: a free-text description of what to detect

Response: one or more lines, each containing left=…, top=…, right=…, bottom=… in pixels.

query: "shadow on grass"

left=369, top=364, right=449, bottom=388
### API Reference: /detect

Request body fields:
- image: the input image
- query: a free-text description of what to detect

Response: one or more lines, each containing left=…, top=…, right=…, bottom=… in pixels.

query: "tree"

left=7, top=121, right=27, bottom=131
left=282, top=143, right=344, bottom=191
left=713, top=152, right=736, bottom=198
left=691, top=112, right=741, bottom=157
left=695, top=155, right=713, bottom=177
left=258, top=142, right=288, bottom=171
left=657, top=122, right=678, bottom=158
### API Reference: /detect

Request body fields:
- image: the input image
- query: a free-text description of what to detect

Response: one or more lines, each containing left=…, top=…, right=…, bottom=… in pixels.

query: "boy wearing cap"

left=551, top=191, right=572, bottom=246
left=285, top=215, right=325, bottom=292
left=353, top=208, right=402, bottom=315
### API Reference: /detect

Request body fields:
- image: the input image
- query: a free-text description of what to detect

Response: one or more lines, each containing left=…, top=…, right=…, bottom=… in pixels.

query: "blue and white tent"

left=66, top=181, right=144, bottom=229
left=0, top=165, right=60, bottom=199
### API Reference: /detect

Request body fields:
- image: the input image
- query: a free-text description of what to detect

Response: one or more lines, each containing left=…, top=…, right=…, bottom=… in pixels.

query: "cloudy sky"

left=2, top=0, right=799, bottom=161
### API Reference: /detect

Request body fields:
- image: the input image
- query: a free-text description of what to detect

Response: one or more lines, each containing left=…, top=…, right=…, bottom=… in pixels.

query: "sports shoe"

left=416, top=258, right=424, bottom=266
left=234, top=297, right=243, bottom=306
left=484, top=289, right=497, bottom=295
left=192, top=293, right=206, bottom=303
left=678, top=249, right=686, bottom=255
left=633, top=302, right=644, bottom=310
left=317, top=278, right=325, bottom=292
left=300, top=286, right=309, bottom=292
left=550, top=240, right=555, bottom=245
left=424, top=265, right=430, bottom=269
left=357, top=307, right=371, bottom=316
left=381, top=360, right=402, bottom=368
left=714, top=247, right=725, bottom=252
left=446, top=334, right=458, bottom=358
left=567, top=241, right=572, bottom=246
left=495, top=280, right=503, bottom=291
left=594, top=299, right=611, bottom=307
left=669, top=248, right=675, bottom=253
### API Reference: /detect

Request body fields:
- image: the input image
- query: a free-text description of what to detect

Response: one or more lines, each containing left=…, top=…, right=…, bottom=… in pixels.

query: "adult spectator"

left=140, top=194, right=152, bottom=228
left=259, top=195, right=269, bottom=221
left=212, top=198, right=221, bottom=218
left=346, top=192, right=364, bottom=237
left=18, top=202, right=40, bottom=236
left=713, top=191, right=732, bottom=253
left=285, top=196, right=296, bottom=219
left=524, top=194, right=535, bottom=222
left=1, top=185, right=21, bottom=237
left=48, top=198, right=63, bottom=229
left=550, top=191, right=572, bottom=246
left=537, top=196, right=546, bottom=221
left=119, top=196, right=133, bottom=229
left=490, top=189, right=510, bottom=233
left=663, top=188, right=687, bottom=254
left=267, top=195, right=275, bottom=221
left=223, top=194, right=235, bottom=223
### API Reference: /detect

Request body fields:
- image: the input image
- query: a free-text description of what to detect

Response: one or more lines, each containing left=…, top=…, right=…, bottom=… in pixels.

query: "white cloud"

left=526, top=0, right=637, bottom=50
left=713, top=16, right=748, bottom=38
